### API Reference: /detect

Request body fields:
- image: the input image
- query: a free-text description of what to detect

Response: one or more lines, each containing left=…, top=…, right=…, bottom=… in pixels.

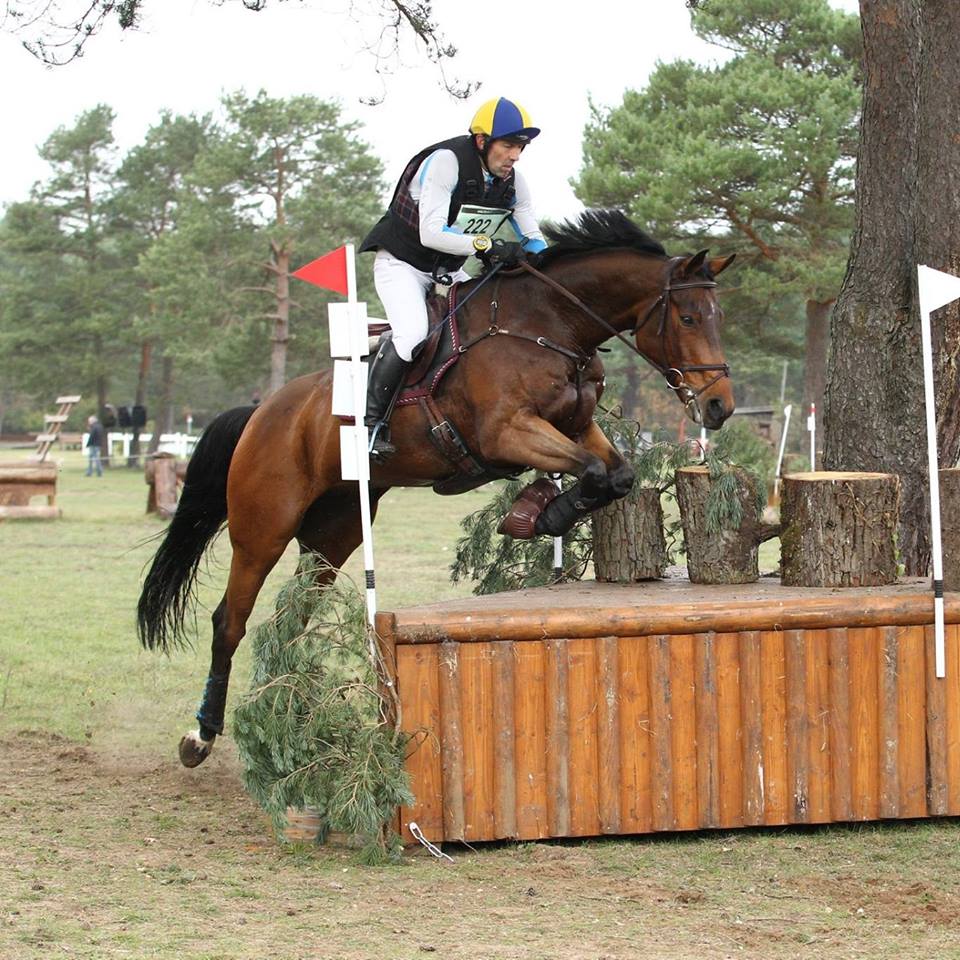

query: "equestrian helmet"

left=469, top=98, right=540, bottom=143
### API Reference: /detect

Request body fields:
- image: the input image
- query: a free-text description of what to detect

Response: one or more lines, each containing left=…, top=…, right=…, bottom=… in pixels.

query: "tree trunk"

left=941, top=468, right=960, bottom=591
left=803, top=297, right=831, bottom=434
left=592, top=487, right=666, bottom=582
left=780, top=472, right=899, bottom=587
left=148, top=353, right=175, bottom=455
left=269, top=246, right=291, bottom=396
left=824, top=1, right=960, bottom=575
left=127, top=339, right=152, bottom=469
left=675, top=465, right=777, bottom=584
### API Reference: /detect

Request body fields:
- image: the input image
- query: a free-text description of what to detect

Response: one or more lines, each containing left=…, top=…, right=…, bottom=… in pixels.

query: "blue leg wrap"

left=196, top=669, right=231, bottom=739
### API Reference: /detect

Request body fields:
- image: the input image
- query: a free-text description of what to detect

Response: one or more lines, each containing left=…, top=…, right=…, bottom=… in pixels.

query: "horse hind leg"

left=179, top=544, right=283, bottom=767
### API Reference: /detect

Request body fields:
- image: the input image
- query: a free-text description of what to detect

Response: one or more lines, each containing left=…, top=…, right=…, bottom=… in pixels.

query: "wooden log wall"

left=394, top=621, right=960, bottom=843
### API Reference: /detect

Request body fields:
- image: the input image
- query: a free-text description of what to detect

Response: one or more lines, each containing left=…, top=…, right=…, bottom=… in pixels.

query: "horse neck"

left=530, top=252, right=667, bottom=352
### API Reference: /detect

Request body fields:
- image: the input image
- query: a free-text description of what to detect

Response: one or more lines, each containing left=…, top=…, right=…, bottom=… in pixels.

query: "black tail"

left=137, top=405, right=257, bottom=652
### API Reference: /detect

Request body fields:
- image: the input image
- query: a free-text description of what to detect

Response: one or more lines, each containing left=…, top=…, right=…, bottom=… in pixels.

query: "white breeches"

left=373, top=250, right=470, bottom=361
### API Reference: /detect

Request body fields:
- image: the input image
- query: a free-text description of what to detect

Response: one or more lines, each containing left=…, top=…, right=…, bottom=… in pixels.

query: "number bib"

left=452, top=204, right=512, bottom=237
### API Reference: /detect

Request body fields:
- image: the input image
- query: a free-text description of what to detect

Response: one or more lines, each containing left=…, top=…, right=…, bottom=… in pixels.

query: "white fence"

left=82, top=431, right=198, bottom=459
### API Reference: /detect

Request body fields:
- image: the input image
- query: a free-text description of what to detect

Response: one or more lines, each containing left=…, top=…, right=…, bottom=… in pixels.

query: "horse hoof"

left=179, top=730, right=215, bottom=768
left=497, top=478, right=560, bottom=539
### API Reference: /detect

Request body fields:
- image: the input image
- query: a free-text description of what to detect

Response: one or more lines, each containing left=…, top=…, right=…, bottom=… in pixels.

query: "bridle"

left=513, top=258, right=730, bottom=421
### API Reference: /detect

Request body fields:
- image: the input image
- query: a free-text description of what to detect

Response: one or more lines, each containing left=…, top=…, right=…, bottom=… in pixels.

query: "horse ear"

left=677, top=249, right=709, bottom=278
left=708, top=254, right=736, bottom=276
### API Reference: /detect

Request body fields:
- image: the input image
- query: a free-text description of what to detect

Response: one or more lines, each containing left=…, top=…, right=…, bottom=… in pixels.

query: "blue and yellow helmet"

left=469, top=98, right=540, bottom=143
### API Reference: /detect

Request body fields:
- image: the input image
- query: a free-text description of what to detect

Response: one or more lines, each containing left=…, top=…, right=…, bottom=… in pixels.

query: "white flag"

left=918, top=264, right=960, bottom=316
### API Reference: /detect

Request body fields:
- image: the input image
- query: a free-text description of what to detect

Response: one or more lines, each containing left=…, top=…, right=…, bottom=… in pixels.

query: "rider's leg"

left=368, top=252, right=431, bottom=460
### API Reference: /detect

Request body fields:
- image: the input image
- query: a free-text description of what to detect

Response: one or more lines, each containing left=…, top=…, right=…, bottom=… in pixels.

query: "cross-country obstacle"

left=0, top=461, right=61, bottom=520
left=144, top=453, right=188, bottom=518
left=377, top=577, right=960, bottom=844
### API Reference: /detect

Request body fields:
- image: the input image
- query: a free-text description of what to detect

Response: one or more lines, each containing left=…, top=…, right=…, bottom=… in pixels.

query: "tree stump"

left=780, top=472, right=900, bottom=587
left=675, top=465, right=778, bottom=585
left=145, top=454, right=187, bottom=517
left=592, top=487, right=666, bottom=582
left=941, top=468, right=960, bottom=591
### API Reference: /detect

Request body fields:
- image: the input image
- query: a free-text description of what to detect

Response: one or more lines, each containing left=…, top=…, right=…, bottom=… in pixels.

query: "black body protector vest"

left=360, top=135, right=517, bottom=274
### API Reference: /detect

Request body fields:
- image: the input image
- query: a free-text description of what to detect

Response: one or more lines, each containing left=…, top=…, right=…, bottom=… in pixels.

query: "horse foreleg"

left=580, top=420, right=635, bottom=502
left=179, top=543, right=284, bottom=768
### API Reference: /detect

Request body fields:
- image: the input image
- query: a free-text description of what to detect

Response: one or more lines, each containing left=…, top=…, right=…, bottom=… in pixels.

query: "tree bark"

left=941, top=468, right=960, bottom=591
left=675, top=465, right=777, bottom=584
left=269, top=245, right=291, bottom=396
left=824, top=0, right=960, bottom=575
left=780, top=472, right=899, bottom=587
left=592, top=487, right=666, bottom=582
left=803, top=297, right=832, bottom=434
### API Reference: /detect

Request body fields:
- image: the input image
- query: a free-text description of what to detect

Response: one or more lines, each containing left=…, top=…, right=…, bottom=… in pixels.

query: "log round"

left=591, top=487, right=666, bottom=582
left=942, top=468, right=960, bottom=592
left=675, top=465, right=767, bottom=585
left=780, top=471, right=899, bottom=587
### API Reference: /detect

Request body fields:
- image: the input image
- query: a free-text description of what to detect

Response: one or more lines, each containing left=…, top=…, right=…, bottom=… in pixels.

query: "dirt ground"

left=4, top=732, right=960, bottom=960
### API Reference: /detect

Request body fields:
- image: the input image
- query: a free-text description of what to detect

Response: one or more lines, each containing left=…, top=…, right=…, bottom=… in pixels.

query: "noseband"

left=514, top=260, right=730, bottom=418
left=634, top=274, right=731, bottom=411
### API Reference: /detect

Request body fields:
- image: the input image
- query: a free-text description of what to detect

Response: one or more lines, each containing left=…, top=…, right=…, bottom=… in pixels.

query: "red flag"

left=292, top=246, right=349, bottom=296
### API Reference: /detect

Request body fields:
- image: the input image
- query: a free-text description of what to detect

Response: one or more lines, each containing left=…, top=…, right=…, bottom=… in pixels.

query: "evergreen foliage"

left=449, top=409, right=697, bottom=594
left=702, top=418, right=774, bottom=533
left=573, top=0, right=861, bottom=416
left=232, top=557, right=412, bottom=865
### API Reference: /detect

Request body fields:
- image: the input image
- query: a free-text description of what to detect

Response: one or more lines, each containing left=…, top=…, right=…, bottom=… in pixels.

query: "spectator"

left=85, top=415, right=105, bottom=477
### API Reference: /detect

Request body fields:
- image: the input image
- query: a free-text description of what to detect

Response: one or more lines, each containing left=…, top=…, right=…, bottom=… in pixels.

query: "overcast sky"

left=0, top=0, right=859, bottom=220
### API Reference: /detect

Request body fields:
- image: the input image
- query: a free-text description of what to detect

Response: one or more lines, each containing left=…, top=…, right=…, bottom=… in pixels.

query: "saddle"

left=395, top=284, right=465, bottom=406
left=369, top=283, right=523, bottom=494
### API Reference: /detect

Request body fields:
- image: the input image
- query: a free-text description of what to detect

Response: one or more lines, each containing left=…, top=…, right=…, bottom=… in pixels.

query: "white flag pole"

left=916, top=265, right=960, bottom=677
left=345, top=243, right=377, bottom=627
left=552, top=475, right=563, bottom=581
left=773, top=403, right=792, bottom=499
left=808, top=401, right=816, bottom=471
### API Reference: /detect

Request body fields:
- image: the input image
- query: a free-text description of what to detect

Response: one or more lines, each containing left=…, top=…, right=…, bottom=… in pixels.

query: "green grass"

left=0, top=449, right=482, bottom=745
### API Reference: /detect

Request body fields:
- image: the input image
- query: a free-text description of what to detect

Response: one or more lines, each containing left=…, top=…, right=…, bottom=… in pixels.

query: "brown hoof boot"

left=497, top=477, right=561, bottom=539
left=179, top=730, right=215, bottom=768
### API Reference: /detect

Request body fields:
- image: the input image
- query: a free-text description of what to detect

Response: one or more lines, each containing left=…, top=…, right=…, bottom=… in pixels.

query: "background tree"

left=0, top=105, right=129, bottom=421
left=110, top=111, right=218, bottom=462
left=823, top=0, right=960, bottom=574
left=196, top=90, right=384, bottom=396
left=573, top=0, right=861, bottom=433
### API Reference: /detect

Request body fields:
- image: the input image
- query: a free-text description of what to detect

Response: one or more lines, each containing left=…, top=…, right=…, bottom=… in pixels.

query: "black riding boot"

left=365, top=337, right=411, bottom=462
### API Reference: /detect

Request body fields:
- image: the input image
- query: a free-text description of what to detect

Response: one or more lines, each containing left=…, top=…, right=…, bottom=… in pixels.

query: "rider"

left=359, top=96, right=549, bottom=461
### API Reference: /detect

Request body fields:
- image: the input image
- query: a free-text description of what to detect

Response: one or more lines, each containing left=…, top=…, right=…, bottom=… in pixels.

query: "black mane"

left=535, top=209, right=667, bottom=267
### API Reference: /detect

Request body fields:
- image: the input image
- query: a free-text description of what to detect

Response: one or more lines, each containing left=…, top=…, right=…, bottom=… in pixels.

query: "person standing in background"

left=85, top=415, right=105, bottom=477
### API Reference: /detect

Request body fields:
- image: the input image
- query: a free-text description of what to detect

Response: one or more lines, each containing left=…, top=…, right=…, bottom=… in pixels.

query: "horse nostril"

left=707, top=398, right=726, bottom=422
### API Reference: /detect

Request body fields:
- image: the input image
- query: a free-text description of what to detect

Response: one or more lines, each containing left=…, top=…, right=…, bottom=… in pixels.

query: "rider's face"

left=482, top=137, right=524, bottom=178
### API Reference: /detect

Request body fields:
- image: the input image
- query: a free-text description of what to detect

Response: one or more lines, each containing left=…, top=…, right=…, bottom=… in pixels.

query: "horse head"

left=634, top=249, right=736, bottom=430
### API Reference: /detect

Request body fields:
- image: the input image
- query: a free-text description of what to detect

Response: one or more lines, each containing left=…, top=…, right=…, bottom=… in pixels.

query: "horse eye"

left=680, top=314, right=697, bottom=327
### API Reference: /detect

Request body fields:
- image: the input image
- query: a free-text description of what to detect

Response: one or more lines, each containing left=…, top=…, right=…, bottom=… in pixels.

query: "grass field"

left=2, top=451, right=960, bottom=960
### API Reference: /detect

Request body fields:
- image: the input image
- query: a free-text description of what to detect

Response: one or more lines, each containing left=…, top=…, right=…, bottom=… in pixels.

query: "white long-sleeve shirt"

left=408, top=148, right=547, bottom=257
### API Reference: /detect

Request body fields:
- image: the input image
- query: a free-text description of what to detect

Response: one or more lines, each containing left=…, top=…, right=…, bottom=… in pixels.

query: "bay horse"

left=137, top=210, right=736, bottom=767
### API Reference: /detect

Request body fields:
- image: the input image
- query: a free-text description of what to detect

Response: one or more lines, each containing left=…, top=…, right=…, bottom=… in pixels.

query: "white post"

left=773, top=403, right=792, bottom=500
left=807, top=402, right=816, bottom=471
left=553, top=475, right=563, bottom=581
left=916, top=265, right=960, bottom=677
left=343, top=243, right=378, bottom=628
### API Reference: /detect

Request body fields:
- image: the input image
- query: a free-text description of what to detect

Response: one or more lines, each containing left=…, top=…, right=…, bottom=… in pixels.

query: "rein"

left=514, top=258, right=730, bottom=409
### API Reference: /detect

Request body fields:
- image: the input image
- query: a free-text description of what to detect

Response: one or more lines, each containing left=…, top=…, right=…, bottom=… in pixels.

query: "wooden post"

left=144, top=454, right=186, bottom=518
left=592, top=487, right=666, bottom=582
left=780, top=472, right=899, bottom=587
left=675, top=465, right=778, bottom=584
left=941, top=468, right=960, bottom=591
